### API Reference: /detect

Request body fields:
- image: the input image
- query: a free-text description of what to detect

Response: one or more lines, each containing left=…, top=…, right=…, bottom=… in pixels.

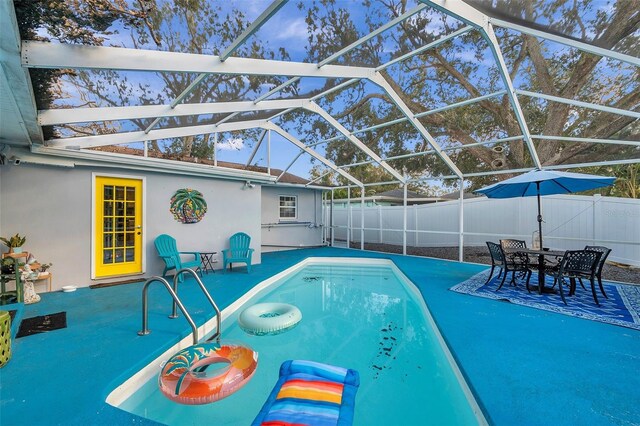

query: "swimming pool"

left=110, top=258, right=486, bottom=425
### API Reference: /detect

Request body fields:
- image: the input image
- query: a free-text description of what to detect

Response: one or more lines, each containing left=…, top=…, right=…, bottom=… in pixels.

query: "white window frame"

left=279, top=195, right=298, bottom=220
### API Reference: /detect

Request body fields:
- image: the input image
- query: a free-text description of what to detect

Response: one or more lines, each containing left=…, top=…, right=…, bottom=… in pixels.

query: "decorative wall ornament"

left=170, top=188, right=207, bottom=224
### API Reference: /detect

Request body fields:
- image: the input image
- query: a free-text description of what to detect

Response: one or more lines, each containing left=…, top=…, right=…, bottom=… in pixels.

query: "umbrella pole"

left=536, top=182, right=543, bottom=249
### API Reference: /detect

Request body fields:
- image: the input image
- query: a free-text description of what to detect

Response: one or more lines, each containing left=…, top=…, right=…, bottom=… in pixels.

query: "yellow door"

left=95, top=176, right=143, bottom=277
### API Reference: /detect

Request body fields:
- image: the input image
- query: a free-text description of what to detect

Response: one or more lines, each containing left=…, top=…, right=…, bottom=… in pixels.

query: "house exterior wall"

left=260, top=186, right=323, bottom=250
left=0, top=163, right=261, bottom=289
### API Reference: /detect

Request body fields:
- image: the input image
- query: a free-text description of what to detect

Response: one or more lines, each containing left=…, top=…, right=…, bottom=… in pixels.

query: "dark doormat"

left=90, top=278, right=144, bottom=289
left=16, top=312, right=67, bottom=338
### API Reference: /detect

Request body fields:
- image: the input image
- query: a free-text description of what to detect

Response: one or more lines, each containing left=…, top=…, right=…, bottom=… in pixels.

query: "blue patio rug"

left=450, top=270, right=640, bottom=331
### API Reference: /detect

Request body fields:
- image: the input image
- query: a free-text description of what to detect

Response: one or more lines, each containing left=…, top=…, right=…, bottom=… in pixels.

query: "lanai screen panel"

left=464, top=0, right=640, bottom=56
left=16, top=0, right=640, bottom=186
left=419, top=0, right=638, bottom=178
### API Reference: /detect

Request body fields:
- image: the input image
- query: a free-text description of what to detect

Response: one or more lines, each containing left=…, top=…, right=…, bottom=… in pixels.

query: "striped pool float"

left=252, top=360, right=360, bottom=426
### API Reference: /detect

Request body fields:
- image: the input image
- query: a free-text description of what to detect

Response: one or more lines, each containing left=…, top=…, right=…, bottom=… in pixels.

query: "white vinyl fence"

left=326, top=194, right=640, bottom=267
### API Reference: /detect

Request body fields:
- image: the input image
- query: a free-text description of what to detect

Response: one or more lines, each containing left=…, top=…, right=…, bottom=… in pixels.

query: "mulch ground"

left=347, top=242, right=640, bottom=285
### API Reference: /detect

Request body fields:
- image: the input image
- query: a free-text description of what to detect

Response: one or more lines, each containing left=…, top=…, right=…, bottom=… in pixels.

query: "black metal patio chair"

left=488, top=241, right=532, bottom=291
left=499, top=239, right=528, bottom=253
left=500, top=238, right=538, bottom=268
left=548, top=250, right=602, bottom=306
left=485, top=242, right=505, bottom=284
left=584, top=245, right=612, bottom=299
left=499, top=239, right=535, bottom=266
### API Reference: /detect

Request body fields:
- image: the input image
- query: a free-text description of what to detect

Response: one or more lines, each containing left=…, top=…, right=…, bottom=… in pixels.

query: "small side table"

left=33, top=272, right=52, bottom=292
left=200, top=252, right=217, bottom=274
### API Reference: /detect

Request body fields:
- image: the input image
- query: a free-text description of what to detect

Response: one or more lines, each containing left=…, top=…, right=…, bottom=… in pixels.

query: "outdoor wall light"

left=244, top=180, right=255, bottom=189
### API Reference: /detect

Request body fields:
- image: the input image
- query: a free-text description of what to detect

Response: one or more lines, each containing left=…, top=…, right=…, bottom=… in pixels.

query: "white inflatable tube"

left=238, top=303, right=302, bottom=336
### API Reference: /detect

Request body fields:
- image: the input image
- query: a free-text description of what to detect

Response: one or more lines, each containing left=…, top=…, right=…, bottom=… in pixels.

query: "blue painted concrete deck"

left=1, top=248, right=638, bottom=425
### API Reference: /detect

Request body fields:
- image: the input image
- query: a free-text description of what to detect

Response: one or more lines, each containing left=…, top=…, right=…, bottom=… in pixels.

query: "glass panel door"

left=95, top=176, right=143, bottom=277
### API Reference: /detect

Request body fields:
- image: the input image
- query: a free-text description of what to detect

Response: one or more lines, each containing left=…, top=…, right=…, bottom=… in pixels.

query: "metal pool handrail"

left=172, top=268, right=222, bottom=344
left=138, top=276, right=199, bottom=345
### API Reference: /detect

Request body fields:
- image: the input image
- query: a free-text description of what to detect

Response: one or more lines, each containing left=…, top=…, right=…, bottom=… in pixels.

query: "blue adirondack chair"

left=222, top=232, right=254, bottom=273
left=154, top=234, right=201, bottom=282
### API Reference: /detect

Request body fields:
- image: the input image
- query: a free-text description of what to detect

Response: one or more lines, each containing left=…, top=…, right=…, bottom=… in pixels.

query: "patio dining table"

left=505, top=248, right=565, bottom=294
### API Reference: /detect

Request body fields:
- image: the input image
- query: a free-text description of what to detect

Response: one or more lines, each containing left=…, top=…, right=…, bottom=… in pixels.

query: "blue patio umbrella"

left=474, top=169, right=615, bottom=248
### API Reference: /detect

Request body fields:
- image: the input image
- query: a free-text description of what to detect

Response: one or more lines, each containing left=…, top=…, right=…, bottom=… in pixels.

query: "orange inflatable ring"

left=158, top=342, right=258, bottom=405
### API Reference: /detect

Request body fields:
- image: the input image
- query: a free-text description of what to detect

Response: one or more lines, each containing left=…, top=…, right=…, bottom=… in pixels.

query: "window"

left=279, top=195, right=297, bottom=220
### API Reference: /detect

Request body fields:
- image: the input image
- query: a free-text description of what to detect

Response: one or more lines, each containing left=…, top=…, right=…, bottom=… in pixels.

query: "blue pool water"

left=117, top=260, right=484, bottom=425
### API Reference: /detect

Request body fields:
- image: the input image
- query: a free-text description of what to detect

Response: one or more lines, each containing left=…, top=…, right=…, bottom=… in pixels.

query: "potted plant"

left=0, top=233, right=26, bottom=254
left=0, top=258, right=15, bottom=275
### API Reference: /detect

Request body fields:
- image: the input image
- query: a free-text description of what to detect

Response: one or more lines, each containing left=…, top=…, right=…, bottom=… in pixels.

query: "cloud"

left=272, top=17, right=309, bottom=41
left=218, top=137, right=245, bottom=151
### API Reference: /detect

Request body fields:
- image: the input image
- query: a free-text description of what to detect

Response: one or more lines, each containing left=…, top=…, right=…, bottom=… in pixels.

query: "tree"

left=294, top=0, right=639, bottom=192
left=577, top=164, right=640, bottom=198
left=17, top=0, right=294, bottom=157
left=14, top=0, right=156, bottom=137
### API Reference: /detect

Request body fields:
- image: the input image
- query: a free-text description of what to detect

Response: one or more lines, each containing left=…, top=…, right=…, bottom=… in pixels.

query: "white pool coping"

left=106, top=257, right=488, bottom=425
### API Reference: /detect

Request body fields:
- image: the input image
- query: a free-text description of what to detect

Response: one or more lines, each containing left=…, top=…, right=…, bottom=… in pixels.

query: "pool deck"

left=1, top=247, right=639, bottom=425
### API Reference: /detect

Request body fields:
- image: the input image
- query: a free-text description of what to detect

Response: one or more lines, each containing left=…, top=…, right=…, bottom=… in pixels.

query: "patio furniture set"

left=485, top=240, right=611, bottom=306
left=154, top=232, right=254, bottom=281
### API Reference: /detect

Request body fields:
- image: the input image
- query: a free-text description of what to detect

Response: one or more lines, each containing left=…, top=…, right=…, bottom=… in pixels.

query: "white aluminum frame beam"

left=245, top=129, right=267, bottom=167
left=46, top=118, right=269, bottom=149
left=488, top=18, right=640, bottom=68
left=442, top=135, right=523, bottom=152
left=334, top=179, right=403, bottom=189
left=263, top=108, right=296, bottom=124
left=339, top=159, right=372, bottom=169
left=141, top=0, right=289, bottom=133
left=277, top=150, right=304, bottom=181
left=308, top=27, right=483, bottom=145
left=409, top=157, right=640, bottom=180
left=484, top=23, right=542, bottom=169
left=420, top=1, right=544, bottom=168
left=304, top=102, right=405, bottom=182
left=531, top=135, right=640, bottom=147
left=309, top=78, right=360, bottom=101
left=370, top=72, right=463, bottom=178
left=338, top=134, right=524, bottom=169
left=415, top=90, right=507, bottom=118
left=421, top=0, right=486, bottom=29
left=255, top=77, right=301, bottom=103
left=547, top=158, right=640, bottom=170
left=213, top=132, right=218, bottom=166
left=215, top=112, right=238, bottom=126
left=460, top=158, right=640, bottom=177
left=353, top=118, right=407, bottom=135
left=316, top=90, right=507, bottom=143
left=318, top=4, right=428, bottom=67
left=338, top=135, right=523, bottom=170
left=516, top=90, right=640, bottom=119
left=306, top=169, right=334, bottom=186
left=458, top=177, right=464, bottom=262
left=265, top=122, right=363, bottom=187
left=267, top=129, right=271, bottom=174
left=220, top=0, right=288, bottom=61
left=256, top=4, right=426, bottom=104
left=38, top=99, right=310, bottom=126
left=22, top=41, right=375, bottom=80
left=376, top=25, right=474, bottom=71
